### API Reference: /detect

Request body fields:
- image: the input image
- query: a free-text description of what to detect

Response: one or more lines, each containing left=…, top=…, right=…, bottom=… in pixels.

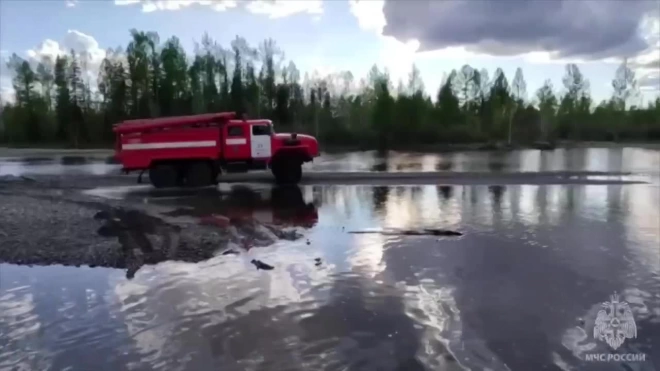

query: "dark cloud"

left=382, top=0, right=656, bottom=59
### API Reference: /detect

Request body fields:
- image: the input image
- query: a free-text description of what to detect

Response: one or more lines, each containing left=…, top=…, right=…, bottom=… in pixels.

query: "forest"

left=1, top=30, right=659, bottom=150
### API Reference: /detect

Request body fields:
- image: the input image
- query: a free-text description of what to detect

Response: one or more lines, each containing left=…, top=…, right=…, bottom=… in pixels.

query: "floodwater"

left=0, top=155, right=118, bottom=176
left=1, top=147, right=660, bottom=371
left=2, top=146, right=660, bottom=176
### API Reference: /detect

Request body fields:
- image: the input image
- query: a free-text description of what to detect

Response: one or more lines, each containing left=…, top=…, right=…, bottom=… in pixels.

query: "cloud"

left=1, top=52, right=15, bottom=104
left=377, top=0, right=656, bottom=61
left=349, top=0, right=386, bottom=35
left=246, top=0, right=322, bottom=19
left=631, top=57, right=660, bottom=70
left=629, top=15, right=660, bottom=91
left=1, top=30, right=107, bottom=103
left=0, top=81, right=13, bottom=105
left=25, top=30, right=106, bottom=76
left=632, top=53, right=659, bottom=91
left=639, top=71, right=659, bottom=91
left=66, top=0, right=78, bottom=7
left=139, top=0, right=237, bottom=13
left=348, top=0, right=418, bottom=84
left=349, top=0, right=660, bottom=96
left=114, top=0, right=322, bottom=17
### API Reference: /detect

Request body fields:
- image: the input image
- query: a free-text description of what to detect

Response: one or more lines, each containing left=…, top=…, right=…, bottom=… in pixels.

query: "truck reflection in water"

left=163, top=185, right=319, bottom=228
left=92, top=185, right=318, bottom=279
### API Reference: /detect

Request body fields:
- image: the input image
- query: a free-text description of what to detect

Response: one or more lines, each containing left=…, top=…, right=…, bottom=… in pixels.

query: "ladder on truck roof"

left=113, top=112, right=237, bottom=134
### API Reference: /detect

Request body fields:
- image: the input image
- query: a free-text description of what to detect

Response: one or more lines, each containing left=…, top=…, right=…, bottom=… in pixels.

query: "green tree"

left=612, top=58, right=639, bottom=110
left=54, top=55, right=71, bottom=142
left=535, top=79, right=557, bottom=141
left=2, top=28, right=659, bottom=148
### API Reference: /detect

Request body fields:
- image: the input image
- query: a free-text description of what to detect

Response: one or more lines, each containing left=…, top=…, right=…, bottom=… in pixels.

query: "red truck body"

left=113, top=112, right=319, bottom=187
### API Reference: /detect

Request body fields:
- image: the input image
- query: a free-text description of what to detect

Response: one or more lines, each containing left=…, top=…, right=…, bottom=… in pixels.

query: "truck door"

left=250, top=124, right=272, bottom=159
left=223, top=124, right=250, bottom=160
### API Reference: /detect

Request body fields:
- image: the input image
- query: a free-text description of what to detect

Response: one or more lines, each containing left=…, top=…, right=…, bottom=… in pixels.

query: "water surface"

left=1, top=147, right=659, bottom=371
left=2, top=146, right=659, bottom=176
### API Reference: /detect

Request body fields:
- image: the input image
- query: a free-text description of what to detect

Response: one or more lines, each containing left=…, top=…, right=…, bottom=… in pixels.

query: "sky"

left=0, top=0, right=659, bottom=107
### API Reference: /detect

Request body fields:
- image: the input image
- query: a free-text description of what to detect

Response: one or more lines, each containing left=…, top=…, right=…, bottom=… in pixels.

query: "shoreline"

left=320, top=140, right=660, bottom=154
left=1, top=141, right=659, bottom=162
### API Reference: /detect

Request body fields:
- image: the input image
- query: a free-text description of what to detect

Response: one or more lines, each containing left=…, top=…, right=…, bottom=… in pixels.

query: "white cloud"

left=114, top=0, right=141, bottom=5
left=0, top=30, right=108, bottom=103
left=349, top=0, right=385, bottom=35
left=26, top=39, right=66, bottom=62
left=630, top=15, right=660, bottom=91
left=140, top=0, right=237, bottom=13
left=348, top=0, right=418, bottom=84
left=25, top=30, right=107, bottom=80
left=0, top=81, right=14, bottom=105
left=66, top=0, right=78, bottom=8
left=377, top=37, right=420, bottom=84
left=521, top=51, right=621, bottom=65
left=1, top=52, right=16, bottom=105
left=245, top=0, right=322, bottom=19
left=114, top=0, right=322, bottom=17
left=639, top=71, right=659, bottom=92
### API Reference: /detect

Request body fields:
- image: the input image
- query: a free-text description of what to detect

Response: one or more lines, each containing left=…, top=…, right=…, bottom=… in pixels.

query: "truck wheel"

left=185, top=161, right=215, bottom=187
left=149, top=164, right=178, bottom=189
left=272, top=161, right=302, bottom=185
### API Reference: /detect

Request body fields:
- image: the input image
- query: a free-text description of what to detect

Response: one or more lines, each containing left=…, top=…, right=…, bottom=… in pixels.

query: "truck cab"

left=222, top=119, right=319, bottom=178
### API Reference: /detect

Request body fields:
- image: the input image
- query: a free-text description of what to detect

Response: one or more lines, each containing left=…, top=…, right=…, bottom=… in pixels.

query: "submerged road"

left=216, top=170, right=648, bottom=186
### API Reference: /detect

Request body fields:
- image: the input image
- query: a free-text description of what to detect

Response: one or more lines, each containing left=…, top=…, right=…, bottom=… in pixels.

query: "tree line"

left=1, top=29, right=659, bottom=149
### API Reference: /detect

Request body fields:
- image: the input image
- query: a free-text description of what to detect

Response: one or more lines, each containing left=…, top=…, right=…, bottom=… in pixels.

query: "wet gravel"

left=0, top=192, right=116, bottom=266
left=0, top=175, right=302, bottom=279
left=0, top=165, right=647, bottom=279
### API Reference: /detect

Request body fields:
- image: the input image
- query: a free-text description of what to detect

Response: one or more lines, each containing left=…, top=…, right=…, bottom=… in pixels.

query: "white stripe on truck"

left=226, top=138, right=247, bottom=145
left=122, top=140, right=217, bottom=150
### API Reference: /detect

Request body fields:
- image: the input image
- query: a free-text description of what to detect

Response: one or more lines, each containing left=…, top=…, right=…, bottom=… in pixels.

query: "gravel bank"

left=0, top=175, right=302, bottom=279
left=0, top=147, right=113, bottom=158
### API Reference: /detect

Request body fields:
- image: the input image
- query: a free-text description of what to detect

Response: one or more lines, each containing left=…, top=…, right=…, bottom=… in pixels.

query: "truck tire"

left=185, top=161, right=215, bottom=187
left=272, top=161, right=302, bottom=185
left=149, top=164, right=178, bottom=189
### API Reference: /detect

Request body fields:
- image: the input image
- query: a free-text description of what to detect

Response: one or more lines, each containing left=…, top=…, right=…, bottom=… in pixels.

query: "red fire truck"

left=113, top=112, right=319, bottom=188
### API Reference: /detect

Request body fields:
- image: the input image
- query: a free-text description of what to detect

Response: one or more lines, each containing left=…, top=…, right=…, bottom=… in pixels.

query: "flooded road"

left=1, top=147, right=659, bottom=371
left=0, top=155, right=118, bottom=177
left=2, top=146, right=660, bottom=176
